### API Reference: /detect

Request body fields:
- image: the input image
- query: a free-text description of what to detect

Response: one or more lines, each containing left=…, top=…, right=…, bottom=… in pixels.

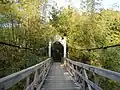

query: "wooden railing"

left=0, top=58, right=52, bottom=90
left=64, top=58, right=120, bottom=90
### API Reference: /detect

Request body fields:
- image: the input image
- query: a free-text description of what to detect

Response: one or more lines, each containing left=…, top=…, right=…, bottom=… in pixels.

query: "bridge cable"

left=0, top=41, right=48, bottom=56
left=68, top=43, right=120, bottom=51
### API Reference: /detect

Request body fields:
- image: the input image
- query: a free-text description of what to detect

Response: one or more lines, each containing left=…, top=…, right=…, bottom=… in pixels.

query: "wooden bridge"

left=0, top=58, right=120, bottom=90
left=0, top=36, right=120, bottom=90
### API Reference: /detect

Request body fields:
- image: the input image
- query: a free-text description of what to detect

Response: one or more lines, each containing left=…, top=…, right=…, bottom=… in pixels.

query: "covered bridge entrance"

left=48, top=35, right=67, bottom=62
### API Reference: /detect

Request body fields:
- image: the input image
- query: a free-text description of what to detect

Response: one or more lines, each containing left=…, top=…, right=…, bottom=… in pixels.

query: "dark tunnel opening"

left=51, top=41, right=64, bottom=62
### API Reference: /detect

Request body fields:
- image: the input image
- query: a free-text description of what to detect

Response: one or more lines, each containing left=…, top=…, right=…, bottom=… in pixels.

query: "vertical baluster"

left=65, top=59, right=67, bottom=68
left=47, top=61, right=49, bottom=73
left=78, top=67, right=82, bottom=83
left=67, top=60, right=69, bottom=71
left=34, top=70, right=38, bottom=89
left=66, top=60, right=69, bottom=72
left=82, top=68, right=85, bottom=90
left=75, top=65, right=78, bottom=82
left=64, top=59, right=67, bottom=68
left=43, top=63, right=46, bottom=81
left=83, top=69, right=92, bottom=90
left=46, top=61, right=48, bottom=72
left=44, top=63, right=47, bottom=76
left=26, top=75, right=30, bottom=88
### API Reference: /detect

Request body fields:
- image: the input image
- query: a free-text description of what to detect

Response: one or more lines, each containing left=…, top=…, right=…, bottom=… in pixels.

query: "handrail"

left=0, top=58, right=52, bottom=90
left=64, top=58, right=120, bottom=90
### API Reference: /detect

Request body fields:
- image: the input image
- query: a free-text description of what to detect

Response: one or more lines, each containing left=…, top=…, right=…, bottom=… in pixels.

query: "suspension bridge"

left=0, top=35, right=120, bottom=90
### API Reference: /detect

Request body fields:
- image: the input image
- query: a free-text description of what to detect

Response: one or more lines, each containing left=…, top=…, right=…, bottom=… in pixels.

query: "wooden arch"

left=48, top=35, right=67, bottom=59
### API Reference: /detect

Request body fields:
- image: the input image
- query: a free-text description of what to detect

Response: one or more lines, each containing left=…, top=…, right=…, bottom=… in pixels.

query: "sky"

left=102, top=0, right=120, bottom=10
left=45, top=0, right=120, bottom=21
left=48, top=0, right=120, bottom=10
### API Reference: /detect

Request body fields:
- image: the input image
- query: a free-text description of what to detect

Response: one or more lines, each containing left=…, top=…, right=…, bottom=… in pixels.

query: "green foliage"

left=50, top=7, right=120, bottom=90
left=0, top=1, right=51, bottom=89
left=0, top=0, right=120, bottom=90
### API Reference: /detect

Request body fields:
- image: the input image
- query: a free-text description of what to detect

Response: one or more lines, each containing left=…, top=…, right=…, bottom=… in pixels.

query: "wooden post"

left=34, top=70, right=38, bottom=88
left=49, top=41, right=51, bottom=57
left=64, top=58, right=67, bottom=67
left=26, top=76, right=30, bottom=88
left=75, top=65, right=78, bottom=81
left=82, top=69, right=85, bottom=90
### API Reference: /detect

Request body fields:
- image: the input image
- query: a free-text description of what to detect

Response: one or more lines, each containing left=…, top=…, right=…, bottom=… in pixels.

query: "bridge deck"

left=41, top=62, right=80, bottom=90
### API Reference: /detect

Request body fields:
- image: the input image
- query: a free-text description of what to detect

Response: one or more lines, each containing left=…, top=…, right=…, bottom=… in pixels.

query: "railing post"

left=64, top=58, right=67, bottom=67
left=43, top=63, right=46, bottom=81
left=78, top=67, right=83, bottom=85
left=34, top=70, right=38, bottom=89
left=26, top=76, right=30, bottom=88
left=75, top=65, right=78, bottom=81
left=82, top=68, right=85, bottom=90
